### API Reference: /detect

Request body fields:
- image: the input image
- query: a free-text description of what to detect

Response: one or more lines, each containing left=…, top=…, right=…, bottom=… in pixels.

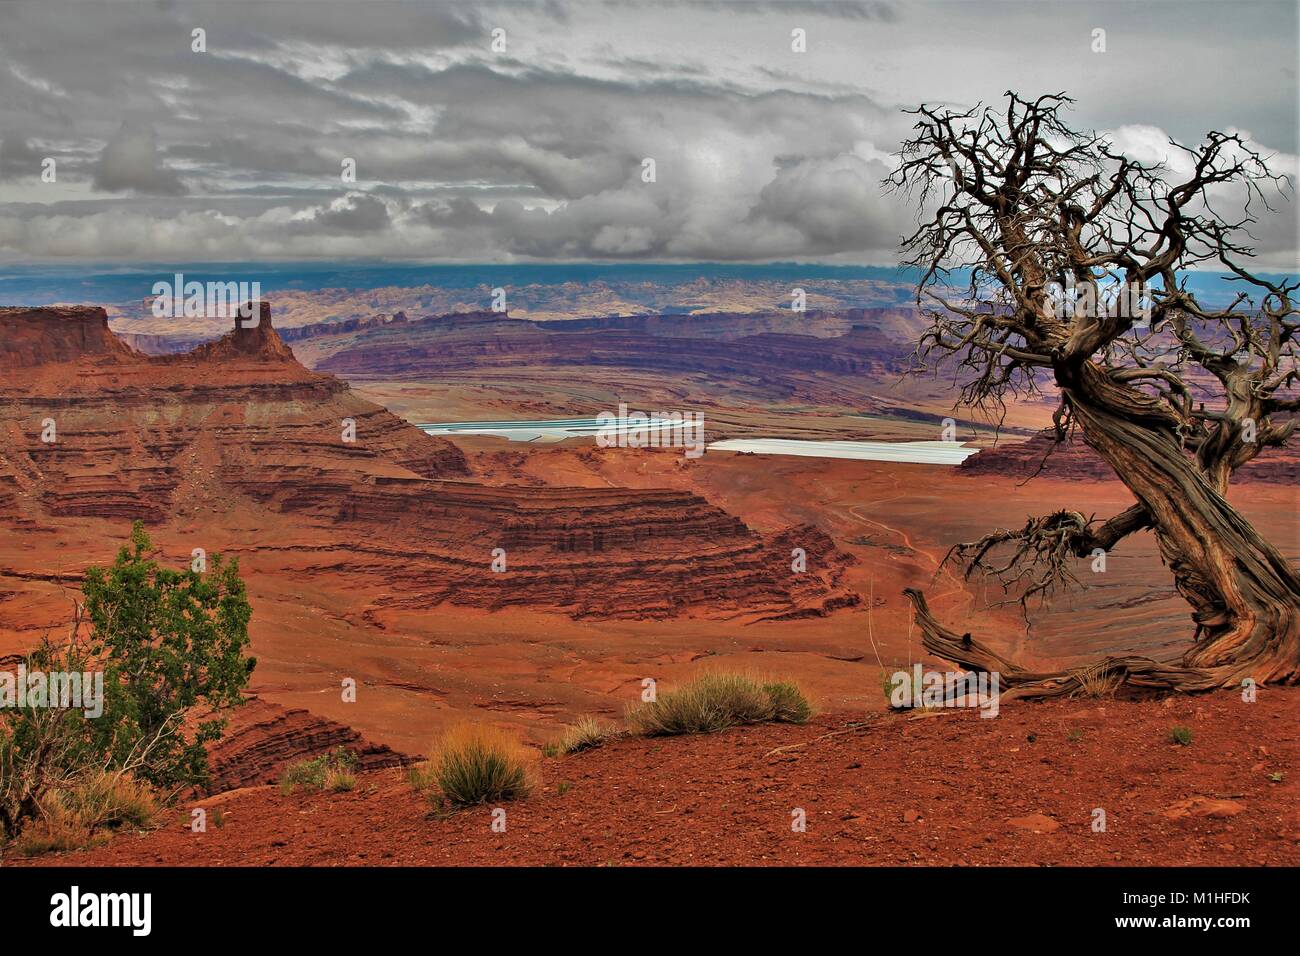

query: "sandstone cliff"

left=202, top=698, right=411, bottom=795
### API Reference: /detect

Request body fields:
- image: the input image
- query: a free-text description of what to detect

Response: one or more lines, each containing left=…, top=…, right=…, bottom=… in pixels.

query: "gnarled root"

left=902, top=587, right=1225, bottom=700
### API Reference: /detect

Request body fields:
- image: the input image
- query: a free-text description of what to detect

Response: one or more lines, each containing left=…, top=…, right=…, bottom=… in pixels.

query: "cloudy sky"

left=0, top=0, right=1295, bottom=265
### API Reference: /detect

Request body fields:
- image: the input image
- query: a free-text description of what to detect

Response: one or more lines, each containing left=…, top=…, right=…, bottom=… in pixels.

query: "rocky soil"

left=16, top=689, right=1299, bottom=867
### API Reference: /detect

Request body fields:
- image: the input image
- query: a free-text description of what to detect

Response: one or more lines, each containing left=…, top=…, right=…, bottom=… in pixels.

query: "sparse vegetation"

left=1073, top=662, right=1123, bottom=699
left=626, top=673, right=812, bottom=736
left=12, top=771, right=158, bottom=857
left=879, top=668, right=896, bottom=704
left=763, top=680, right=814, bottom=723
left=558, top=716, right=617, bottom=754
left=412, top=724, right=534, bottom=808
left=1168, top=726, right=1194, bottom=746
left=0, top=522, right=254, bottom=855
left=279, top=748, right=358, bottom=794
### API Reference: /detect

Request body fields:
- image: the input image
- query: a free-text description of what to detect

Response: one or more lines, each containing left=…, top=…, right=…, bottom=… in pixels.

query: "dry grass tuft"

left=557, top=716, right=619, bottom=754
left=412, top=724, right=535, bottom=808
left=1073, top=662, right=1123, bottom=699
left=626, top=673, right=813, bottom=736
left=13, top=771, right=158, bottom=857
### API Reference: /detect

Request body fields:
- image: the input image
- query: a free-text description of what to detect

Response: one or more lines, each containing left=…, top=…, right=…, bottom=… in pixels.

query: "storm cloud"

left=0, top=0, right=1294, bottom=265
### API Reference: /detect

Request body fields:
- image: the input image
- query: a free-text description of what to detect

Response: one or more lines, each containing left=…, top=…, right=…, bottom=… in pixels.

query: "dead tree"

left=888, top=92, right=1299, bottom=695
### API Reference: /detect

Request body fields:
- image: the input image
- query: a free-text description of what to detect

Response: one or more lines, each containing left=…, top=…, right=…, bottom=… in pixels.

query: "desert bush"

left=279, top=748, right=358, bottom=794
left=763, top=680, right=813, bottom=723
left=415, top=725, right=533, bottom=807
left=626, top=673, right=812, bottom=736
left=558, top=716, right=617, bottom=754
left=80, top=520, right=255, bottom=789
left=1168, top=726, right=1193, bottom=746
left=0, top=678, right=86, bottom=841
left=0, top=521, right=255, bottom=850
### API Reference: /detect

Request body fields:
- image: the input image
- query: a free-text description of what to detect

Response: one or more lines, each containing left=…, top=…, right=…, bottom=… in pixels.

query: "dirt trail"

left=16, top=689, right=1299, bottom=867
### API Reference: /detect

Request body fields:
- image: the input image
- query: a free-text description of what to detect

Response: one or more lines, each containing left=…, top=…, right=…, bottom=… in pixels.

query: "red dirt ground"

left=17, top=688, right=1299, bottom=867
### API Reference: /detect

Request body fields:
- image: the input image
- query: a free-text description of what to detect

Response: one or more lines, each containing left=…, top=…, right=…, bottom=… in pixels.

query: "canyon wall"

left=0, top=304, right=856, bottom=621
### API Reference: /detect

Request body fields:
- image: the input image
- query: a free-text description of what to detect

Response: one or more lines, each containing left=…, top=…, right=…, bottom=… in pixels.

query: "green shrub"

left=1, top=521, right=255, bottom=849
left=80, top=520, right=255, bottom=790
left=1168, top=726, right=1193, bottom=746
left=763, top=681, right=813, bottom=723
left=626, top=673, right=812, bottom=736
left=279, top=748, right=358, bottom=794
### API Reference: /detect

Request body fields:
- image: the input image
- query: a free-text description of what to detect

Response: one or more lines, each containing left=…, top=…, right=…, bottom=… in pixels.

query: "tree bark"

left=908, top=360, right=1300, bottom=695
left=1063, top=362, right=1300, bottom=686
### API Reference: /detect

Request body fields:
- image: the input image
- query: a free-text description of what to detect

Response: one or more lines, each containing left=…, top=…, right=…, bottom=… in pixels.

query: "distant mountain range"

left=2, top=260, right=1284, bottom=313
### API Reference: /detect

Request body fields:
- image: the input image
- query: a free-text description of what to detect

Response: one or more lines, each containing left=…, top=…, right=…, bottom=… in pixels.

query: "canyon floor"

left=18, top=689, right=1300, bottom=867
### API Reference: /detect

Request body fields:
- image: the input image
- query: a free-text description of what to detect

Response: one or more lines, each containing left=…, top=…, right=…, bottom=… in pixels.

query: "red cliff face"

left=302, top=308, right=917, bottom=406
left=0, top=306, right=138, bottom=367
left=0, top=305, right=856, bottom=621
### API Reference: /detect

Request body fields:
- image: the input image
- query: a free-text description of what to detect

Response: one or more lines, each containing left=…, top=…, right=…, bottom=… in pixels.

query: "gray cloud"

left=0, top=0, right=1293, bottom=265
left=93, top=124, right=186, bottom=195
left=299, top=192, right=392, bottom=233
left=0, top=135, right=42, bottom=180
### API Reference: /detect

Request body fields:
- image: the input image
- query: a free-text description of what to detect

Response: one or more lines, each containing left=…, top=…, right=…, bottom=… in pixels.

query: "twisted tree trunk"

left=909, top=361, right=1300, bottom=695
left=1065, top=363, right=1300, bottom=686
